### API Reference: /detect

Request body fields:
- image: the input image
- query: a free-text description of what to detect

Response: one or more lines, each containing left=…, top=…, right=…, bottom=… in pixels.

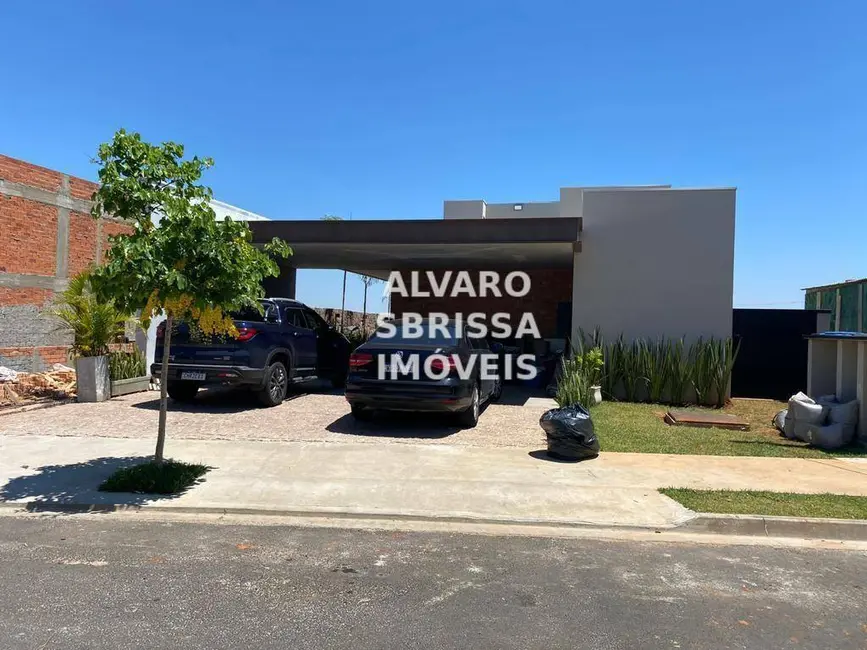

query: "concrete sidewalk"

left=1, top=435, right=867, bottom=529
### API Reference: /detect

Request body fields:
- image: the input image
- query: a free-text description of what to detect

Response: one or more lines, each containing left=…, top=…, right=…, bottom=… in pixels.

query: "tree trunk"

left=340, top=270, right=347, bottom=332
left=155, top=314, right=172, bottom=465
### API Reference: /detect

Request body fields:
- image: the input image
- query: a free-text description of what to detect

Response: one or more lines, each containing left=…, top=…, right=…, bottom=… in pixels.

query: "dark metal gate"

left=732, top=309, right=829, bottom=400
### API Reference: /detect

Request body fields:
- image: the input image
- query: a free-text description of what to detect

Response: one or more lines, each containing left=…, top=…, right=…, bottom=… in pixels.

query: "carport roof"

left=249, top=217, right=581, bottom=270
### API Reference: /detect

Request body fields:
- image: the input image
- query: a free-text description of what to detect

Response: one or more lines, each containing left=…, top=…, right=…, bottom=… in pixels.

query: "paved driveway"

left=0, top=383, right=555, bottom=448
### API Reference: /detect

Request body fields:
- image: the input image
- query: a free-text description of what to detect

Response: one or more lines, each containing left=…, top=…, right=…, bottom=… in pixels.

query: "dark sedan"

left=344, top=320, right=502, bottom=427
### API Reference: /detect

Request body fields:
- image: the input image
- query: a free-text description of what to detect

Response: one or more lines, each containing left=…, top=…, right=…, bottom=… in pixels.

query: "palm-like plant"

left=50, top=270, right=130, bottom=357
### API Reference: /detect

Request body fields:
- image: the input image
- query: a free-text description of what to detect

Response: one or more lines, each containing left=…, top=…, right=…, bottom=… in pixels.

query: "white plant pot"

left=75, top=355, right=110, bottom=402
left=591, top=385, right=603, bottom=405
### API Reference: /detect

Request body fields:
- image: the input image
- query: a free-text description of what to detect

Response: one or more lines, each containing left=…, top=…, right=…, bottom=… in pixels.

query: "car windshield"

left=229, top=302, right=269, bottom=322
left=370, top=321, right=460, bottom=346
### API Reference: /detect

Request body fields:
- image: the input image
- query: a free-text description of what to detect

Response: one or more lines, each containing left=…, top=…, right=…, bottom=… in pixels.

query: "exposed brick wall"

left=391, top=269, right=573, bottom=338
left=102, top=219, right=133, bottom=256
left=0, top=154, right=133, bottom=371
left=0, top=195, right=57, bottom=274
left=0, top=346, right=71, bottom=372
left=68, top=210, right=98, bottom=275
left=0, top=287, right=52, bottom=306
left=0, top=155, right=63, bottom=192
left=69, top=176, right=99, bottom=201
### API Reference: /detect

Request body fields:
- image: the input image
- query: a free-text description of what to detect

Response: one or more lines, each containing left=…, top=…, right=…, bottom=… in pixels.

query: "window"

left=230, top=301, right=274, bottom=323
left=303, top=309, right=328, bottom=331
left=283, top=307, right=308, bottom=329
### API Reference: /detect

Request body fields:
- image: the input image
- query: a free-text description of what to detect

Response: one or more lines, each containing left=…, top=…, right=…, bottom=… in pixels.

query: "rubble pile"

left=0, top=364, right=76, bottom=407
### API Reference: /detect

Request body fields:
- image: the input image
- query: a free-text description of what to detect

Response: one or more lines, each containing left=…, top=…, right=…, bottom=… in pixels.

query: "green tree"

left=89, top=129, right=290, bottom=464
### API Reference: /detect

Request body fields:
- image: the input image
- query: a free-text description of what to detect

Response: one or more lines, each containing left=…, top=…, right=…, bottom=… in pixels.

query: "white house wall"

left=565, top=187, right=735, bottom=344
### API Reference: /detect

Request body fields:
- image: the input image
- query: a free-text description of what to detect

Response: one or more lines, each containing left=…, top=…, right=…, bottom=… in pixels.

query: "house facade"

left=250, top=185, right=737, bottom=347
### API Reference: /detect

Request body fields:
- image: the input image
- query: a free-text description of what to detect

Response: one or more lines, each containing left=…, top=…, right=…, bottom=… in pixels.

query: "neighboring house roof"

left=803, top=278, right=867, bottom=292
left=210, top=199, right=270, bottom=222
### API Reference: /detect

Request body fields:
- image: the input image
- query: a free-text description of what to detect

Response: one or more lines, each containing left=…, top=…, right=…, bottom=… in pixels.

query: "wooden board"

left=664, top=409, right=750, bottom=431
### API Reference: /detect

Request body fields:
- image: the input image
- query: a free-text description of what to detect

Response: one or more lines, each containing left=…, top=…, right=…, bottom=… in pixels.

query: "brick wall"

left=390, top=269, right=573, bottom=339
left=0, top=154, right=133, bottom=371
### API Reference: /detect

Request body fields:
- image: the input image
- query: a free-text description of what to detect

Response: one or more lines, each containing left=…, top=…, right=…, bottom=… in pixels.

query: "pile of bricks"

left=0, top=367, right=76, bottom=407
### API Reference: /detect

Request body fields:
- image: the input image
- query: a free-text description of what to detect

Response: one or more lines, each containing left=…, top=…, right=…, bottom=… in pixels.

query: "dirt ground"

left=0, top=382, right=554, bottom=448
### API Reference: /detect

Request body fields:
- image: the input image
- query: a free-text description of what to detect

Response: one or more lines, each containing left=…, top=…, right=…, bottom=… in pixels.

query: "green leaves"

left=49, top=269, right=131, bottom=358
left=88, top=129, right=292, bottom=323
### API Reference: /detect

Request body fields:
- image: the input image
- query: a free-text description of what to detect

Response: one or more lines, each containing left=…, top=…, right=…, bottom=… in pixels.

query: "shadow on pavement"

left=497, top=386, right=552, bottom=407
left=131, top=380, right=343, bottom=413
left=0, top=456, right=184, bottom=513
left=528, top=449, right=596, bottom=464
left=326, top=410, right=463, bottom=439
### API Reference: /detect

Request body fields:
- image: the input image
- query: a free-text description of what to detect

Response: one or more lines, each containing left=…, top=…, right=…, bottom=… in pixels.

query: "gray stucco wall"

left=566, top=187, right=735, bottom=343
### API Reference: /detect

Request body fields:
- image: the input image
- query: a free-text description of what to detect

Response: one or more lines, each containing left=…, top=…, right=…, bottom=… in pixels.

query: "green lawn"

left=660, top=488, right=867, bottom=519
left=592, top=399, right=867, bottom=458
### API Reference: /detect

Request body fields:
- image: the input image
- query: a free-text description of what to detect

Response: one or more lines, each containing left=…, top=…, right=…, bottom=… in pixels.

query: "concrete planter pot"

left=591, top=385, right=603, bottom=406
left=110, top=376, right=150, bottom=398
left=74, top=355, right=110, bottom=403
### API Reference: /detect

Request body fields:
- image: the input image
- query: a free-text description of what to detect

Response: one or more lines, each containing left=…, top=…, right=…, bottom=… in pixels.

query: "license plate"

left=180, top=371, right=206, bottom=381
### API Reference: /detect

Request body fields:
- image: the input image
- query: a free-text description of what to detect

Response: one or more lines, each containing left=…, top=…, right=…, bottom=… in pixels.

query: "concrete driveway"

left=0, top=383, right=555, bottom=448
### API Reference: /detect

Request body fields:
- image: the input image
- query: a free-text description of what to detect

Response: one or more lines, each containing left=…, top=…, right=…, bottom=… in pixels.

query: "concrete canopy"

left=249, top=217, right=581, bottom=272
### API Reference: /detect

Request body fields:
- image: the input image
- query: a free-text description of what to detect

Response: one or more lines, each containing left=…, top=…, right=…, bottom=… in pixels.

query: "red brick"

left=37, top=346, right=71, bottom=365
left=0, top=195, right=57, bottom=275
left=69, top=176, right=99, bottom=201
left=101, top=220, right=134, bottom=256
left=0, top=154, right=63, bottom=192
left=69, top=211, right=98, bottom=275
left=0, top=287, right=52, bottom=306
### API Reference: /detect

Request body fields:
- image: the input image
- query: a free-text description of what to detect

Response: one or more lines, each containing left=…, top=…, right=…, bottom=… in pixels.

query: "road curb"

left=680, top=513, right=867, bottom=541
left=0, top=501, right=686, bottom=531
left=2, top=501, right=866, bottom=541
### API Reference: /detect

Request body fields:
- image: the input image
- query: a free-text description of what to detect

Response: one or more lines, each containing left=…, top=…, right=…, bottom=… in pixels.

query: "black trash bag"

left=539, top=404, right=599, bottom=461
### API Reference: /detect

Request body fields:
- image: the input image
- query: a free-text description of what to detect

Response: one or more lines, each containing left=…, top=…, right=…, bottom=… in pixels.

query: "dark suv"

left=151, top=298, right=350, bottom=406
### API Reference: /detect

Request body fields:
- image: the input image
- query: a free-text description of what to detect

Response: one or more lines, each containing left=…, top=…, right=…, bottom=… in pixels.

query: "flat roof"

left=803, top=278, right=867, bottom=292
left=249, top=217, right=581, bottom=271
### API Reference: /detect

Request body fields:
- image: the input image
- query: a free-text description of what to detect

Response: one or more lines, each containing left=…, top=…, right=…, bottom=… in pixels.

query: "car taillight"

left=349, top=352, right=373, bottom=368
left=429, top=355, right=459, bottom=372
left=235, top=327, right=258, bottom=342
left=156, top=321, right=166, bottom=341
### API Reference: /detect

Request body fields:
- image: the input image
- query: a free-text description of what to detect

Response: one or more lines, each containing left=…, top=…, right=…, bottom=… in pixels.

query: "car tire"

left=351, top=404, right=372, bottom=421
left=457, top=384, right=480, bottom=428
left=166, top=381, right=200, bottom=402
left=258, top=361, right=289, bottom=407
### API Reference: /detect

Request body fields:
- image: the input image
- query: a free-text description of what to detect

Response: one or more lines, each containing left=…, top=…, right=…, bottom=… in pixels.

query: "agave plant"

left=689, top=337, right=717, bottom=406
left=642, top=338, right=670, bottom=404
left=710, top=337, right=740, bottom=408
left=665, top=337, right=690, bottom=406
left=620, top=339, right=645, bottom=402
left=109, top=349, right=147, bottom=381
left=49, top=270, right=131, bottom=357
left=602, top=335, right=623, bottom=400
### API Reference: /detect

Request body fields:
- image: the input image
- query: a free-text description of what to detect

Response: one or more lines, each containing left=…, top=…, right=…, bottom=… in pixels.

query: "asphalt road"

left=0, top=515, right=865, bottom=649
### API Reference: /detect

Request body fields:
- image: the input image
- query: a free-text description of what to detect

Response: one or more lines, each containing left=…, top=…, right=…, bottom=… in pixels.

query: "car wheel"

left=458, top=384, right=480, bottom=428
left=167, top=381, right=200, bottom=402
left=258, top=361, right=289, bottom=407
left=350, top=404, right=372, bottom=421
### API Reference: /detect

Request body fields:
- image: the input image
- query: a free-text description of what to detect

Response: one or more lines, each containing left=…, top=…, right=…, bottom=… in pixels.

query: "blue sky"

left=2, top=1, right=865, bottom=311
